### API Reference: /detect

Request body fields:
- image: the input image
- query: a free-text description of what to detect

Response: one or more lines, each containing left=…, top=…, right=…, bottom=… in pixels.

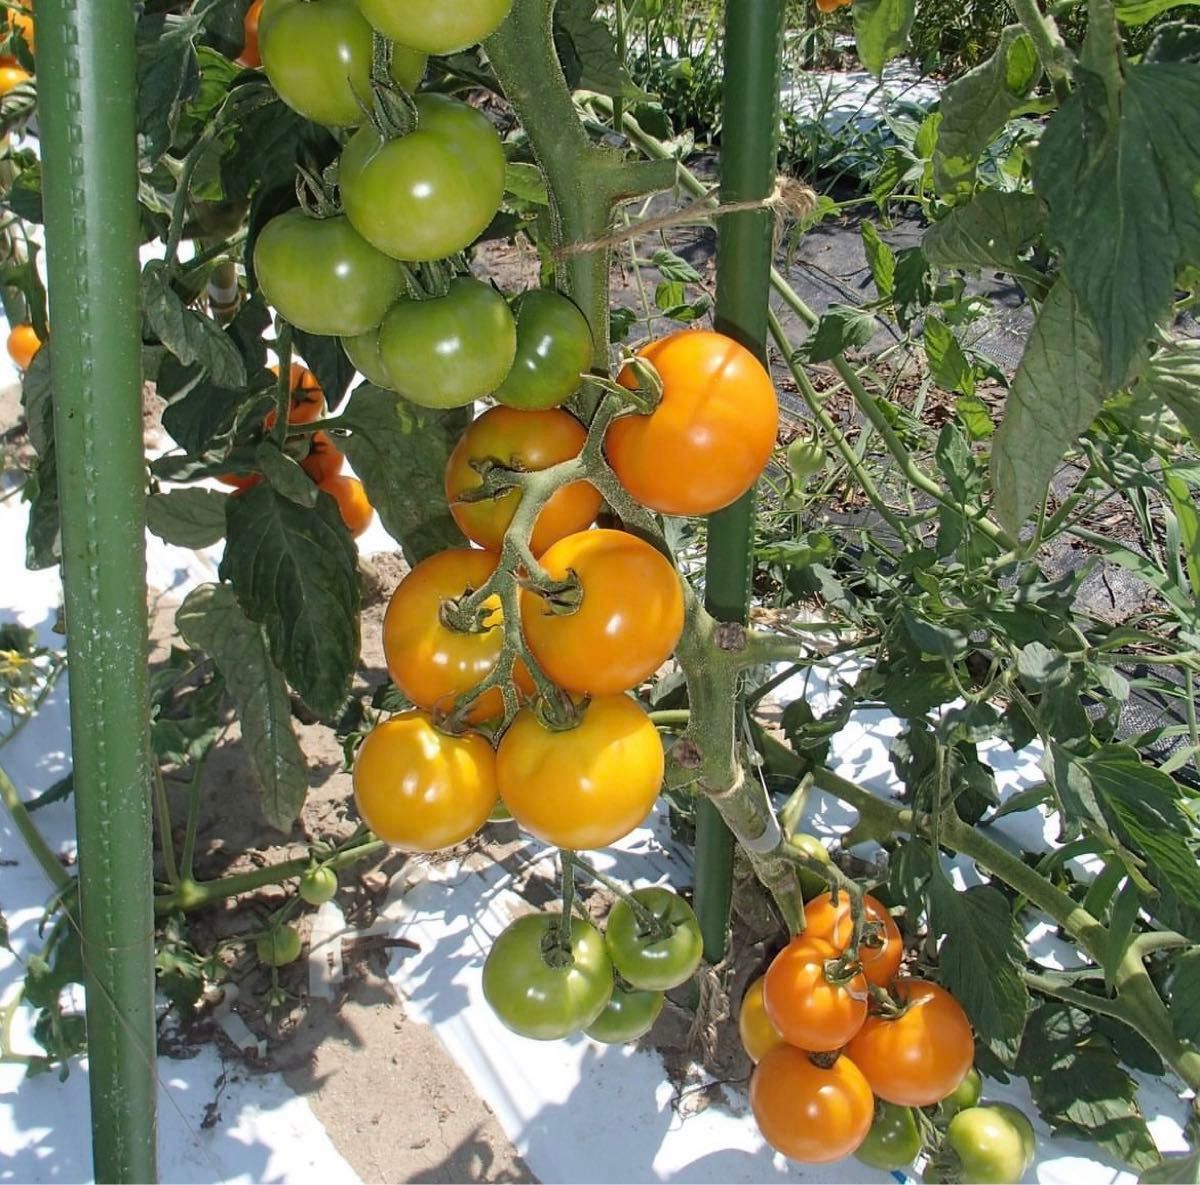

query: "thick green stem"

left=1008, top=0, right=1076, bottom=100
left=38, top=0, right=157, bottom=1175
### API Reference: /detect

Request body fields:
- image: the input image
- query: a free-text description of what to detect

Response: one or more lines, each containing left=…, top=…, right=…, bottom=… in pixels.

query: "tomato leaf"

left=336, top=383, right=466, bottom=565
left=924, top=318, right=975, bottom=396
left=928, top=876, right=1029, bottom=1044
left=176, top=583, right=310, bottom=831
left=146, top=489, right=228, bottom=549
left=861, top=222, right=896, bottom=300
left=552, top=0, right=651, bottom=99
left=1166, top=949, right=1200, bottom=1047
left=924, top=191, right=1047, bottom=280
left=991, top=279, right=1105, bottom=532
left=1137, top=337, right=1200, bottom=446
left=852, top=0, right=917, bottom=77
left=135, top=10, right=202, bottom=165
left=1115, top=0, right=1200, bottom=24
left=933, top=27, right=1041, bottom=195
left=1016, top=1002, right=1160, bottom=1171
left=293, top=329, right=356, bottom=411
left=1033, top=61, right=1200, bottom=388
left=801, top=304, right=877, bottom=362
left=141, top=261, right=247, bottom=390
left=256, top=442, right=318, bottom=508
left=1141, top=1150, right=1200, bottom=1184
left=219, top=485, right=360, bottom=720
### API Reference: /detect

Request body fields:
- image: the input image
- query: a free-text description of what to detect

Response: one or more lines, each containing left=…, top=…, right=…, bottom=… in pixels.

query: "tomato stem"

left=571, top=854, right=674, bottom=942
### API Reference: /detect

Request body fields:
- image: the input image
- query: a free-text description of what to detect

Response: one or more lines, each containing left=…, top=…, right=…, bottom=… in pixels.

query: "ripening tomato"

left=762, top=935, right=869, bottom=1052
left=493, top=289, right=594, bottom=411
left=816, top=0, right=853, bottom=12
left=358, top=0, right=514, bottom=54
left=254, top=210, right=406, bottom=336
left=353, top=711, right=497, bottom=849
left=605, top=887, right=702, bottom=991
left=263, top=363, right=326, bottom=429
left=803, top=891, right=903, bottom=988
left=444, top=406, right=601, bottom=556
left=751, top=1046, right=874, bottom=1163
left=739, top=975, right=786, bottom=1063
left=259, top=0, right=373, bottom=126
left=483, top=912, right=612, bottom=1040
left=237, top=0, right=263, bottom=66
left=946, top=1104, right=1036, bottom=1184
left=845, top=979, right=974, bottom=1107
left=0, top=63, right=29, bottom=94
left=378, top=279, right=517, bottom=409
left=382, top=548, right=530, bottom=723
left=606, top=329, right=778, bottom=516
left=300, top=431, right=344, bottom=484
left=520, top=529, right=684, bottom=696
left=320, top=474, right=373, bottom=537
left=6, top=323, right=40, bottom=370
left=496, top=695, right=664, bottom=850
left=340, top=94, right=506, bottom=262
left=340, top=328, right=394, bottom=389
left=585, top=980, right=664, bottom=1044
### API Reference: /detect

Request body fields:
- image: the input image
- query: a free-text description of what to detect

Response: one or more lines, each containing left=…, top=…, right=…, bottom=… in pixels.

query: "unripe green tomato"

left=938, top=1067, right=983, bottom=1119
left=256, top=925, right=303, bottom=967
left=856, top=1101, right=922, bottom=1172
left=389, top=44, right=427, bottom=91
left=341, top=327, right=395, bottom=389
left=299, top=866, right=338, bottom=905
left=357, top=0, right=514, bottom=54
left=585, top=981, right=664, bottom=1044
left=493, top=289, right=594, bottom=411
left=787, top=831, right=833, bottom=900
left=946, top=1104, right=1036, bottom=1184
left=787, top=436, right=826, bottom=484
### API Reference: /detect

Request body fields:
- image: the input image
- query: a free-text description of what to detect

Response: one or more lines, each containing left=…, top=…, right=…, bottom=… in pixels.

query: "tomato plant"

left=495, top=694, right=664, bottom=850
left=340, top=94, right=506, bottom=262
left=352, top=711, right=497, bottom=850
left=762, top=935, right=868, bottom=1052
left=493, top=289, right=594, bottom=410
left=751, top=1046, right=874, bottom=1163
left=482, top=912, right=613, bottom=1040
left=444, top=406, right=601, bottom=556
left=604, top=887, right=703, bottom=991
left=845, top=980, right=975, bottom=1107
left=520, top=529, right=684, bottom=695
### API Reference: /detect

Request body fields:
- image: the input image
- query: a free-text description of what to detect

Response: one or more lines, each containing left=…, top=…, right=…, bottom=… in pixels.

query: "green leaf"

left=20, top=344, right=54, bottom=456
left=801, top=304, right=876, bottom=362
left=852, top=0, right=916, bottom=76
left=955, top=394, right=995, bottom=440
left=1142, top=1150, right=1200, bottom=1184
left=135, top=10, right=202, bottom=164
left=933, top=27, right=1041, bottom=195
left=177, top=584, right=309, bottom=831
left=1166, top=949, right=1200, bottom=1047
left=146, top=489, right=228, bottom=549
left=503, top=161, right=549, bottom=206
left=293, top=329, right=356, bottom=410
left=552, top=0, right=649, bottom=99
left=336, top=384, right=467, bottom=564
left=861, top=222, right=896, bottom=300
left=924, top=191, right=1047, bottom=278
left=928, top=877, right=1029, bottom=1042
left=1034, top=62, right=1200, bottom=387
left=899, top=608, right=968, bottom=659
left=160, top=371, right=262, bottom=458
left=924, top=318, right=975, bottom=396
left=24, top=447, right=61, bottom=571
left=651, top=248, right=704, bottom=285
left=1116, top=0, right=1200, bottom=24
left=256, top=442, right=318, bottom=508
left=991, top=279, right=1105, bottom=532
left=219, top=485, right=360, bottom=719
left=141, top=261, right=247, bottom=390
left=1138, top=337, right=1200, bottom=445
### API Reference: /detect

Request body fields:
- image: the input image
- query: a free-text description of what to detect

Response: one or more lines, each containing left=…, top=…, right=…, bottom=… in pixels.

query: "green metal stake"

left=37, top=0, right=158, bottom=1179
left=694, top=0, right=786, bottom=963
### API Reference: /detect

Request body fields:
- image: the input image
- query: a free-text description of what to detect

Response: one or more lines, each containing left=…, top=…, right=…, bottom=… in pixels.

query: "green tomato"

left=946, top=1104, right=1036, bottom=1185
left=856, top=1101, right=922, bottom=1172
left=340, top=94, right=505, bottom=263
left=341, top=328, right=395, bottom=388
left=357, top=0, right=514, bottom=54
left=254, top=211, right=406, bottom=337
left=378, top=278, right=516, bottom=408
left=256, top=925, right=303, bottom=967
left=259, top=0, right=373, bottom=127
left=787, top=831, right=833, bottom=900
left=938, top=1067, right=983, bottom=1119
left=604, top=887, right=703, bottom=993
left=787, top=436, right=826, bottom=484
left=389, top=44, right=427, bottom=92
left=493, top=289, right=594, bottom=411
left=585, top=980, right=664, bottom=1044
left=483, top=912, right=613, bottom=1040
left=299, top=866, right=338, bottom=905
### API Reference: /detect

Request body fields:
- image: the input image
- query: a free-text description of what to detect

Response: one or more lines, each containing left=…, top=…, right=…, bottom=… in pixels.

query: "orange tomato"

left=320, top=474, right=373, bottom=537
left=606, top=329, right=778, bottom=517
left=300, top=430, right=343, bottom=484
left=353, top=711, right=497, bottom=850
left=6, top=2, right=32, bottom=54
left=751, top=1045, right=874, bottom=1163
left=739, top=975, right=786, bottom=1063
left=237, top=0, right=263, bottom=67
left=520, top=528, right=684, bottom=696
left=495, top=694, right=664, bottom=850
left=816, top=0, right=853, bottom=11
left=264, top=362, right=326, bottom=429
left=6, top=322, right=40, bottom=370
left=803, top=892, right=903, bottom=988
left=444, top=406, right=601, bottom=556
left=845, top=979, right=975, bottom=1107
left=0, top=63, right=29, bottom=95
left=762, top=935, right=869, bottom=1053
left=382, top=548, right=531, bottom=723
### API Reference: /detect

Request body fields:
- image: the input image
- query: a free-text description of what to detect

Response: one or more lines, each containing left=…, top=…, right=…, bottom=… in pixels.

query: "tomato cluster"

left=483, top=887, right=702, bottom=1042
left=743, top=890, right=980, bottom=1167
